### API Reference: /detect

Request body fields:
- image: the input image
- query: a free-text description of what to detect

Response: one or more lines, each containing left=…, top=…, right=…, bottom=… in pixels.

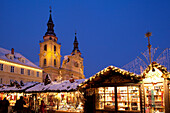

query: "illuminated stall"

left=0, top=81, right=39, bottom=106
left=80, top=63, right=170, bottom=113
left=25, top=78, right=85, bottom=112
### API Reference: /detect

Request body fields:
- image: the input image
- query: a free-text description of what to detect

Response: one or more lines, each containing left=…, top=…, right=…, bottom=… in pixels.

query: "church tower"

left=39, top=8, right=61, bottom=80
left=62, top=32, right=84, bottom=79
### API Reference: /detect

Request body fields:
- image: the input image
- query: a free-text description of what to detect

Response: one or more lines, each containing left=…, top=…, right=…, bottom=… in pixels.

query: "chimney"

left=11, top=48, right=14, bottom=54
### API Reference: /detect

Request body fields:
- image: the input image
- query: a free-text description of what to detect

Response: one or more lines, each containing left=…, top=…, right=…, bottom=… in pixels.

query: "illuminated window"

left=54, top=59, right=56, bottom=66
left=44, top=59, right=46, bottom=66
left=117, top=86, right=140, bottom=111
left=0, top=64, right=3, bottom=71
left=44, top=45, right=47, bottom=51
left=95, top=86, right=140, bottom=111
left=21, top=68, right=24, bottom=74
left=54, top=45, right=56, bottom=51
left=11, top=66, right=14, bottom=72
left=96, top=87, right=115, bottom=111
left=28, top=70, right=30, bottom=75
left=37, top=72, right=39, bottom=77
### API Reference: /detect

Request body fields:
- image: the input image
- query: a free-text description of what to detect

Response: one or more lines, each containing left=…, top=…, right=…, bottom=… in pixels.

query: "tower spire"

left=72, top=31, right=81, bottom=55
left=45, top=6, right=56, bottom=36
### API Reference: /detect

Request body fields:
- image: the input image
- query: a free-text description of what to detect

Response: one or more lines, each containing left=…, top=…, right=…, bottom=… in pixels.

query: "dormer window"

left=18, top=57, right=25, bottom=63
left=5, top=54, right=14, bottom=60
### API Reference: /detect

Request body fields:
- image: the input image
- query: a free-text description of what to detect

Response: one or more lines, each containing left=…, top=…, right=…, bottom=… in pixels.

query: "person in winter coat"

left=1, top=97, right=9, bottom=113
left=15, top=96, right=26, bottom=113
left=40, top=100, right=46, bottom=113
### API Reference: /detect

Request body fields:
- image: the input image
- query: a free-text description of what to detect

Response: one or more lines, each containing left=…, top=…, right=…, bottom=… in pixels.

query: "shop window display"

left=95, top=87, right=115, bottom=111
left=117, top=86, right=140, bottom=111
left=95, top=86, right=140, bottom=111
left=37, top=92, right=84, bottom=112
left=144, top=83, right=165, bottom=113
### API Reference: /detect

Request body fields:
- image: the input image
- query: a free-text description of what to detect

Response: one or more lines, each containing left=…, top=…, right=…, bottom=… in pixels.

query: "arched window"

left=54, top=45, right=56, bottom=51
left=44, top=45, right=47, bottom=51
left=54, top=59, right=56, bottom=66
left=44, top=59, right=46, bottom=66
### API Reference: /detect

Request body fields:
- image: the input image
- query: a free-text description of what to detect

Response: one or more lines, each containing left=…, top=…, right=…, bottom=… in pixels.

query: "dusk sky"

left=1, top=0, right=170, bottom=78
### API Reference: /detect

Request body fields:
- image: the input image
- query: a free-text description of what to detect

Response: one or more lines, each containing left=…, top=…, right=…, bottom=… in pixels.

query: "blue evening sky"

left=0, top=0, right=170, bottom=78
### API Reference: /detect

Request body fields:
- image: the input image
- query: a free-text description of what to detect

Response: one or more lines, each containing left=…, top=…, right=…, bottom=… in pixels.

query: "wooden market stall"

left=25, top=78, right=85, bottom=113
left=0, top=81, right=39, bottom=106
left=79, top=62, right=170, bottom=113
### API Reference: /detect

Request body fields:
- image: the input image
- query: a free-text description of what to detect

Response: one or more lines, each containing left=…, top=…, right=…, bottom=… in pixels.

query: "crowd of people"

left=0, top=96, right=46, bottom=113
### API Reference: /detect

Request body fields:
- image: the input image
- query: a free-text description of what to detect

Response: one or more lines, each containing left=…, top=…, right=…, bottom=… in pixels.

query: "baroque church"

left=39, top=9, right=85, bottom=81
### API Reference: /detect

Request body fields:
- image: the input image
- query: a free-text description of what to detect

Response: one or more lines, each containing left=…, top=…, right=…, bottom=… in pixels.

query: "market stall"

left=25, top=78, right=85, bottom=113
left=80, top=63, right=170, bottom=113
left=0, top=81, right=39, bottom=106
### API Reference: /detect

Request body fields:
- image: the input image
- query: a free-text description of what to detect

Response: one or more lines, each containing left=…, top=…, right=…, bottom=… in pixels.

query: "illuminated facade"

left=39, top=9, right=85, bottom=81
left=0, top=48, right=43, bottom=84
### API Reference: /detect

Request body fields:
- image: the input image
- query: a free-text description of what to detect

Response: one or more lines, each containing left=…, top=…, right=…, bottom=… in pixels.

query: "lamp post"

left=145, top=32, right=152, bottom=64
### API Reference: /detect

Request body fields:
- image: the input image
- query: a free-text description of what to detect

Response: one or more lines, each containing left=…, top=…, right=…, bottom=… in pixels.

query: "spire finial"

left=145, top=32, right=152, bottom=64
left=49, top=6, right=52, bottom=13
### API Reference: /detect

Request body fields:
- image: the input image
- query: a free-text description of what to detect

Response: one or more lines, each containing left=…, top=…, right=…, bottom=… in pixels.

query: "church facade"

left=39, top=9, right=85, bottom=81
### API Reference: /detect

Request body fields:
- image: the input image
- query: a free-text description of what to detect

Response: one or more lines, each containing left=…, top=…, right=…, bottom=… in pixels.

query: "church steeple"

left=45, top=7, right=56, bottom=36
left=72, top=32, right=81, bottom=55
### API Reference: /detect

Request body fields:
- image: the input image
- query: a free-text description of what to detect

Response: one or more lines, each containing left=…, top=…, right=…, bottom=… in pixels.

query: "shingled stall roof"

left=141, top=61, right=170, bottom=79
left=79, top=65, right=142, bottom=89
left=25, top=79, right=85, bottom=93
left=0, top=82, right=39, bottom=93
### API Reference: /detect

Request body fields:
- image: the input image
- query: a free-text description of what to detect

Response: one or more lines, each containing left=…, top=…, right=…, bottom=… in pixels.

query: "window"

left=22, top=59, right=25, bottom=63
left=28, top=70, right=30, bottom=75
left=21, top=68, right=24, bottom=74
left=0, top=64, right=3, bottom=71
left=10, top=56, right=13, bottom=60
left=117, top=86, right=140, bottom=111
left=44, top=59, right=46, bottom=66
left=144, top=83, right=164, bottom=112
left=0, top=78, right=2, bottom=84
left=54, top=45, right=56, bottom=51
left=54, top=59, right=56, bottom=66
left=11, top=66, right=14, bottom=72
left=44, top=45, right=47, bottom=51
left=10, top=79, right=13, bottom=83
left=95, top=86, right=140, bottom=111
left=37, top=72, right=39, bottom=77
left=96, top=87, right=115, bottom=111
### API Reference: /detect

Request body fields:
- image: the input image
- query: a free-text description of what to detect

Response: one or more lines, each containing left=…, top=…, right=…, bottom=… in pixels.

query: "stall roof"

left=79, top=65, right=142, bottom=88
left=0, top=82, right=39, bottom=93
left=25, top=79, right=86, bottom=93
left=141, top=62, right=170, bottom=79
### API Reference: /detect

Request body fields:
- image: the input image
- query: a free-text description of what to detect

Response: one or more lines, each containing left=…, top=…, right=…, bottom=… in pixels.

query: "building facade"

left=39, top=9, right=85, bottom=81
left=0, top=48, right=43, bottom=84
